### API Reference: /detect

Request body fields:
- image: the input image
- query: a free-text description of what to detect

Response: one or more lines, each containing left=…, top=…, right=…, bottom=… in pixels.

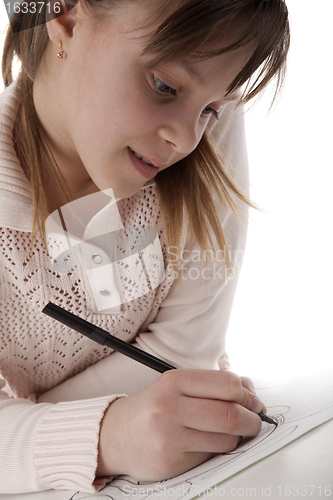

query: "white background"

left=0, top=1, right=332, bottom=383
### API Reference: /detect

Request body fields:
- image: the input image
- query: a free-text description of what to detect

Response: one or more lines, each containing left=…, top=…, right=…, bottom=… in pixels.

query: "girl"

left=0, top=0, right=290, bottom=494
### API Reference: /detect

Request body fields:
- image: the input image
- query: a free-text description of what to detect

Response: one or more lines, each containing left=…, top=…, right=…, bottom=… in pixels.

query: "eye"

left=202, top=106, right=219, bottom=120
left=151, top=75, right=177, bottom=96
left=150, top=74, right=219, bottom=120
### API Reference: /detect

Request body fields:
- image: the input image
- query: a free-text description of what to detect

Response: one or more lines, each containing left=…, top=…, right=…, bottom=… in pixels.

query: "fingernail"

left=249, top=395, right=264, bottom=414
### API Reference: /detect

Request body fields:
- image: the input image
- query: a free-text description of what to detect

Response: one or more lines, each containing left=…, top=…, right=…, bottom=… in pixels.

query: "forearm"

left=37, top=342, right=160, bottom=403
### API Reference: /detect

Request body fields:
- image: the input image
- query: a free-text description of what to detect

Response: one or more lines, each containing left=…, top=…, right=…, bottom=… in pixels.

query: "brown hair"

left=2, top=0, right=290, bottom=277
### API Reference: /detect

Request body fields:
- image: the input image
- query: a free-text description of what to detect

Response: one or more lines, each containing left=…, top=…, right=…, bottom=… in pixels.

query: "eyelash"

left=150, top=74, right=219, bottom=120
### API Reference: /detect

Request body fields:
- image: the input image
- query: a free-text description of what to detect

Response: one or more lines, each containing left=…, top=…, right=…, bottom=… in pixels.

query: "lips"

left=129, top=147, right=154, bottom=166
left=128, top=147, right=164, bottom=168
left=127, top=147, right=160, bottom=180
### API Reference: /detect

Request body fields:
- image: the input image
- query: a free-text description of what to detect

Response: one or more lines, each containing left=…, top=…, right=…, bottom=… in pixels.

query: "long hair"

left=1, top=0, right=290, bottom=277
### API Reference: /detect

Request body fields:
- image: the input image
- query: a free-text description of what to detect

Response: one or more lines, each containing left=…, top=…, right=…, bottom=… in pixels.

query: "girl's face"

left=40, top=2, right=253, bottom=201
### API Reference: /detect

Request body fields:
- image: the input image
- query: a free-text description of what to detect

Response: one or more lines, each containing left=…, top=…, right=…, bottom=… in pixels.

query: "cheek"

left=95, top=93, right=160, bottom=145
left=66, top=66, right=161, bottom=146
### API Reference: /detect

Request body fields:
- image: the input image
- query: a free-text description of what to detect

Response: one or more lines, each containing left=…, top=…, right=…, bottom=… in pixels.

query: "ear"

left=45, top=0, right=81, bottom=47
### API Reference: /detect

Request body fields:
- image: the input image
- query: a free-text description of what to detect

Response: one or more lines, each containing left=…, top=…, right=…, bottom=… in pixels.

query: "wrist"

left=96, top=396, right=128, bottom=478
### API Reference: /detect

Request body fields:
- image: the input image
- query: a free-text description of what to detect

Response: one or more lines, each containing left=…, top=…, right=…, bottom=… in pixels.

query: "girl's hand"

left=96, top=369, right=263, bottom=481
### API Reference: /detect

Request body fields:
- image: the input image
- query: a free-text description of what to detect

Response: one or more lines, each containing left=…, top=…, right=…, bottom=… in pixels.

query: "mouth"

left=127, top=147, right=160, bottom=180
left=128, top=147, right=156, bottom=166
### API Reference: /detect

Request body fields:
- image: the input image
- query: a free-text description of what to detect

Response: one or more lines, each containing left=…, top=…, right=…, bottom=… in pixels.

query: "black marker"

left=42, top=302, right=277, bottom=426
left=258, top=411, right=278, bottom=426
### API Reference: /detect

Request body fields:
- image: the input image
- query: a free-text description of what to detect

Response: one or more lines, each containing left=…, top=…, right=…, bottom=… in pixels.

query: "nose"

left=157, top=110, right=202, bottom=157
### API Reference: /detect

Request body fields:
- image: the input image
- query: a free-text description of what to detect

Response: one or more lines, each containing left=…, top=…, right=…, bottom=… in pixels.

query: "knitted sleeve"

left=0, top=377, right=127, bottom=494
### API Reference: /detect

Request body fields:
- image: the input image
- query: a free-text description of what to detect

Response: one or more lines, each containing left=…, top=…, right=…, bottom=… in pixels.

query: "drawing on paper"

left=65, top=373, right=333, bottom=500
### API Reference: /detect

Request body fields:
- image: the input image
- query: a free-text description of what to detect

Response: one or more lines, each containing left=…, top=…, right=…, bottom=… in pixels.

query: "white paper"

left=1, top=371, right=332, bottom=500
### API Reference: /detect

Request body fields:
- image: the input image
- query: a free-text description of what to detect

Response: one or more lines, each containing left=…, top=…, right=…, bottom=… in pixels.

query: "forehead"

left=91, top=0, right=256, bottom=97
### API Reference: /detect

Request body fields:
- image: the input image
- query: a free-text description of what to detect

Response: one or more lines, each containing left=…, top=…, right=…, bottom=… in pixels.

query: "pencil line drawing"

left=65, top=372, right=333, bottom=500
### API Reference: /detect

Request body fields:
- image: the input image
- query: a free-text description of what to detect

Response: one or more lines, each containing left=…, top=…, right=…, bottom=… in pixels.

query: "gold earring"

left=57, top=41, right=64, bottom=59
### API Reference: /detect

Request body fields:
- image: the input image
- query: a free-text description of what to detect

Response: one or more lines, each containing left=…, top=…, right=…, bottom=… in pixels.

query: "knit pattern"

left=0, top=186, right=179, bottom=400
left=32, top=395, right=126, bottom=491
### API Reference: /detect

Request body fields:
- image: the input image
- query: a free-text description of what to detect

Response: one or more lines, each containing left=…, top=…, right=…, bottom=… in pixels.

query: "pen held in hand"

left=258, top=411, right=278, bottom=426
left=42, top=301, right=277, bottom=426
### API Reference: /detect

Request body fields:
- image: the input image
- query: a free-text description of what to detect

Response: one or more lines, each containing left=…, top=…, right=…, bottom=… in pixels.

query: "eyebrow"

left=179, top=62, right=238, bottom=102
left=181, top=62, right=206, bottom=85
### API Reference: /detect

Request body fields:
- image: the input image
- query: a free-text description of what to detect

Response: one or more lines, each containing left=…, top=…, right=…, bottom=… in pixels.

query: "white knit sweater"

left=0, top=77, right=249, bottom=494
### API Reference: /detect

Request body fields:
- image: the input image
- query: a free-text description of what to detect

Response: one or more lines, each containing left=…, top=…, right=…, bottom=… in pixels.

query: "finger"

left=175, top=396, right=262, bottom=436
left=241, top=377, right=267, bottom=413
left=241, top=376, right=256, bottom=394
left=164, top=369, right=264, bottom=413
left=177, top=428, right=242, bottom=454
